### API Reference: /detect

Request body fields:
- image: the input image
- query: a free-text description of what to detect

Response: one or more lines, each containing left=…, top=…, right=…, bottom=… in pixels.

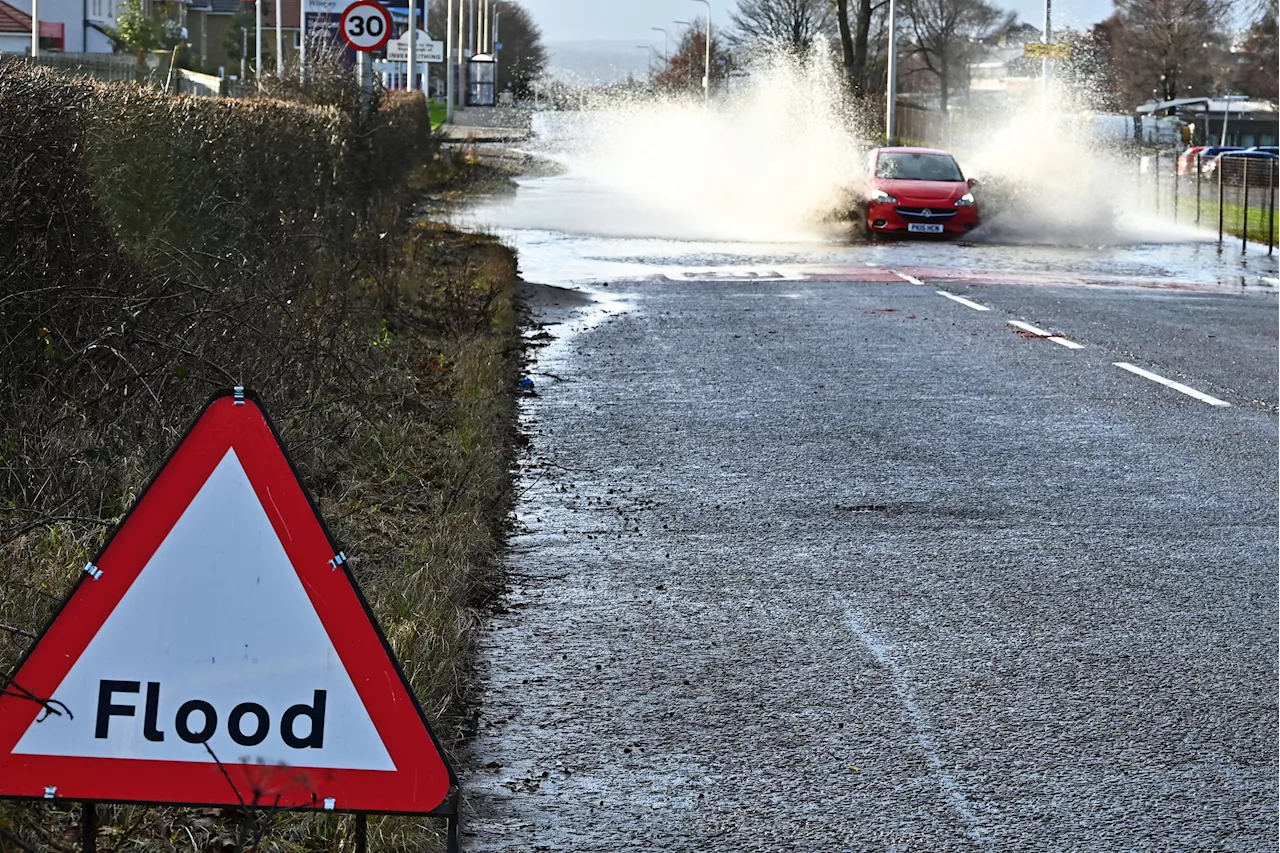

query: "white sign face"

left=387, top=34, right=443, bottom=62
left=15, top=450, right=394, bottom=770
left=340, top=0, right=392, bottom=52
left=304, top=0, right=356, bottom=14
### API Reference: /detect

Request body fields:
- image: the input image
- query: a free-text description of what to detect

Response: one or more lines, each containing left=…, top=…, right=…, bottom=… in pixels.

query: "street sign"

left=339, top=0, right=392, bottom=52
left=387, top=30, right=443, bottom=62
left=306, top=0, right=356, bottom=14
left=1024, top=42, right=1071, bottom=59
left=0, top=390, right=453, bottom=814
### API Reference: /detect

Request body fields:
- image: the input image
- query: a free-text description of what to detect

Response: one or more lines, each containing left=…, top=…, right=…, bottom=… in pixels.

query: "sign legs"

left=81, top=802, right=96, bottom=853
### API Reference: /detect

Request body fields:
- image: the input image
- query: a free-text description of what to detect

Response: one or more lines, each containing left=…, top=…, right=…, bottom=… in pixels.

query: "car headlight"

left=869, top=189, right=898, bottom=205
left=954, top=193, right=975, bottom=207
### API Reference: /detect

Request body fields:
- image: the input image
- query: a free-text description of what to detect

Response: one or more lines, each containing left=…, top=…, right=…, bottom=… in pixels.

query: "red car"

left=863, top=147, right=979, bottom=237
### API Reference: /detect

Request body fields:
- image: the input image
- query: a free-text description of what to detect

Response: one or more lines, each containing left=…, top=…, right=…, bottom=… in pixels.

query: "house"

left=0, top=0, right=37, bottom=52
left=2, top=0, right=101, bottom=52
left=202, top=0, right=303, bottom=77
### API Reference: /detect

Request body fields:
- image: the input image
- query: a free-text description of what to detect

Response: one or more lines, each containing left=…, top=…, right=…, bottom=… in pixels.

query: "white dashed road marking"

left=1008, top=320, right=1085, bottom=349
left=893, top=271, right=924, bottom=285
left=936, top=290, right=989, bottom=311
left=1113, top=362, right=1231, bottom=407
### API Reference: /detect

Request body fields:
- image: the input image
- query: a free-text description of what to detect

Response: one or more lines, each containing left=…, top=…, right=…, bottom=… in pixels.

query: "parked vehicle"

left=1177, top=146, right=1209, bottom=175
left=863, top=147, right=980, bottom=238
left=1185, top=146, right=1243, bottom=175
left=1202, top=149, right=1280, bottom=186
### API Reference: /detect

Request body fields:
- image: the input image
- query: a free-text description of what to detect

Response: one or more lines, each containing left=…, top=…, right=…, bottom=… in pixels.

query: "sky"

left=514, top=0, right=1119, bottom=81
left=514, top=0, right=1119, bottom=44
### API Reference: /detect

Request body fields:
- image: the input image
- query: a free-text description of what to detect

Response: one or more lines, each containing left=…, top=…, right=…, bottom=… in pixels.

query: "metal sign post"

left=406, top=0, right=415, bottom=93
left=446, top=0, right=454, bottom=121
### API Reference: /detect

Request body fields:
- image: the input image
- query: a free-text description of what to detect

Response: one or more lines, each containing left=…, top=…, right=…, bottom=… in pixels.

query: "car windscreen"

left=875, top=152, right=964, bottom=181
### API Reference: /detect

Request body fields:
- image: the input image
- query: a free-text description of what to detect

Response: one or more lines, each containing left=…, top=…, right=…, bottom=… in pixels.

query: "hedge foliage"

left=0, top=66, right=514, bottom=851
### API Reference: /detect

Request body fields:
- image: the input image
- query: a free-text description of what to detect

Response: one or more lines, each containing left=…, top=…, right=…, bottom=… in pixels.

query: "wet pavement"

left=455, top=114, right=1278, bottom=852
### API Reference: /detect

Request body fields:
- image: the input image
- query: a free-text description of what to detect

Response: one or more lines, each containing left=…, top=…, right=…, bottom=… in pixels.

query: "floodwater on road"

left=453, top=108, right=1278, bottom=852
left=455, top=110, right=1279, bottom=294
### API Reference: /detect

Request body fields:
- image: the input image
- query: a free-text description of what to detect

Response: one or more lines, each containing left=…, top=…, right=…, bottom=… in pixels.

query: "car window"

left=875, top=152, right=964, bottom=181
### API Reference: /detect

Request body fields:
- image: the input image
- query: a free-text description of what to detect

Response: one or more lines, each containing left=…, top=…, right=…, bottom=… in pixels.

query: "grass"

left=1173, top=196, right=1279, bottom=245
left=429, top=99, right=447, bottom=129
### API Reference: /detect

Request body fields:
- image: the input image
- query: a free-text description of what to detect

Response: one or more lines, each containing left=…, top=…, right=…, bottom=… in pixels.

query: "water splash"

left=521, top=52, right=868, bottom=243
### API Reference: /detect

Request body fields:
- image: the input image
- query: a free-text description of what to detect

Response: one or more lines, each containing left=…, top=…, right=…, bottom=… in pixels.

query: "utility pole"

left=1041, top=0, right=1051, bottom=97
left=446, top=0, right=454, bottom=119
left=275, top=0, right=284, bottom=78
left=255, top=0, right=263, bottom=88
left=299, top=0, right=307, bottom=83
left=690, top=0, right=710, bottom=102
left=885, top=0, right=897, bottom=143
left=407, top=0, right=415, bottom=94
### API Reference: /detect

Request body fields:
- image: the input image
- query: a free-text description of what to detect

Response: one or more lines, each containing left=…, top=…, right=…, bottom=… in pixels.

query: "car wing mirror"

left=967, top=177, right=979, bottom=188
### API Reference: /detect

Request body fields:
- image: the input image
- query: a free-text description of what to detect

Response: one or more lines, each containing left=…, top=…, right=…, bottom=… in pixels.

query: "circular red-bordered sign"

left=339, top=0, right=392, bottom=52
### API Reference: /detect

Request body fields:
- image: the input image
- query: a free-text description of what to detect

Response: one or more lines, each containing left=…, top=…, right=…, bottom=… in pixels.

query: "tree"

left=836, top=0, right=889, bottom=97
left=900, top=0, right=1014, bottom=111
left=492, top=2, right=546, bottom=98
left=655, top=20, right=729, bottom=93
left=727, top=0, right=834, bottom=56
left=425, top=0, right=546, bottom=99
left=1099, top=0, right=1232, bottom=106
left=1232, top=9, right=1278, bottom=100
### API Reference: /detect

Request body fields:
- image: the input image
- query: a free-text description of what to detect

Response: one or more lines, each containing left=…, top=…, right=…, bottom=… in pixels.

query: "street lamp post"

left=650, top=27, right=669, bottom=64
left=885, top=0, right=897, bottom=143
left=673, top=20, right=693, bottom=88
left=637, top=45, right=654, bottom=77
left=690, top=0, right=710, bottom=102
left=1041, top=0, right=1051, bottom=97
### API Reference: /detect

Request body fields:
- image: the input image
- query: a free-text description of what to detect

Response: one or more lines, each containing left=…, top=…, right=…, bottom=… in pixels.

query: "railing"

left=3, top=51, right=230, bottom=97
left=1141, top=150, right=1278, bottom=254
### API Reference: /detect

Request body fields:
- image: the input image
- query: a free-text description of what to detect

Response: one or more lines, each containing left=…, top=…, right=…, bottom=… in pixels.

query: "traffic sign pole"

left=446, top=0, right=454, bottom=121
left=406, top=0, right=415, bottom=94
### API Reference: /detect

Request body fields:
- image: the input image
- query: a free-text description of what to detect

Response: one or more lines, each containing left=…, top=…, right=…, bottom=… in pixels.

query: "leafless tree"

left=836, top=0, right=890, bottom=96
left=1095, top=0, right=1233, bottom=106
left=727, top=0, right=836, bottom=55
left=900, top=0, right=1015, bottom=111
left=1233, top=8, right=1278, bottom=100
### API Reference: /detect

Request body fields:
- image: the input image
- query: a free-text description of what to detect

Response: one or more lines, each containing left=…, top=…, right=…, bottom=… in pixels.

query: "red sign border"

left=338, top=0, right=392, bottom=52
left=0, top=389, right=455, bottom=815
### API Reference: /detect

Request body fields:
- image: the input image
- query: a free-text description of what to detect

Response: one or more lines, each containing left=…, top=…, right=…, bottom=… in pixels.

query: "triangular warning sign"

left=0, top=390, right=454, bottom=813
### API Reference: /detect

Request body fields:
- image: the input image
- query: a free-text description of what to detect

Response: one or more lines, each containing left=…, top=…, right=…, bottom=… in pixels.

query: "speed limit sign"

left=339, top=0, right=391, bottom=51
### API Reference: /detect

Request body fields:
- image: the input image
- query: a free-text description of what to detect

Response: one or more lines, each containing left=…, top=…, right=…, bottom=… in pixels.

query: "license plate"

left=908, top=223, right=944, bottom=233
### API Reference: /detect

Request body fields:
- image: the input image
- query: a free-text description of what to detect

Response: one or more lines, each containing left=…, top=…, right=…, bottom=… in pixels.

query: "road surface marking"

left=846, top=611, right=996, bottom=853
left=936, top=290, right=989, bottom=311
left=893, top=271, right=924, bottom=285
left=1113, top=362, right=1230, bottom=407
left=1008, top=320, right=1085, bottom=349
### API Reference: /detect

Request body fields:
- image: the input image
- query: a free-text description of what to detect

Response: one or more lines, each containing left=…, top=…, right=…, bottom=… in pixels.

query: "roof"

left=0, top=0, right=31, bottom=35
left=1137, top=97, right=1278, bottom=115
left=209, top=0, right=301, bottom=26
left=872, top=146, right=953, bottom=156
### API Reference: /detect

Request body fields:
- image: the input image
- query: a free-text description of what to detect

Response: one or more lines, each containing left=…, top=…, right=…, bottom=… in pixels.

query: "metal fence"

left=2, top=52, right=230, bottom=97
left=1141, top=150, right=1278, bottom=255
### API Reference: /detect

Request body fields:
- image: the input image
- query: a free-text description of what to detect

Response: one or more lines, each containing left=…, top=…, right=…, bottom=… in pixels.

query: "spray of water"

left=526, top=51, right=868, bottom=243
left=508, top=54, right=1212, bottom=249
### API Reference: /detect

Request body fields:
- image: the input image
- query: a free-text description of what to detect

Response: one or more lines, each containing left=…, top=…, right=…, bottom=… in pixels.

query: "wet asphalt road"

left=461, top=273, right=1278, bottom=852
